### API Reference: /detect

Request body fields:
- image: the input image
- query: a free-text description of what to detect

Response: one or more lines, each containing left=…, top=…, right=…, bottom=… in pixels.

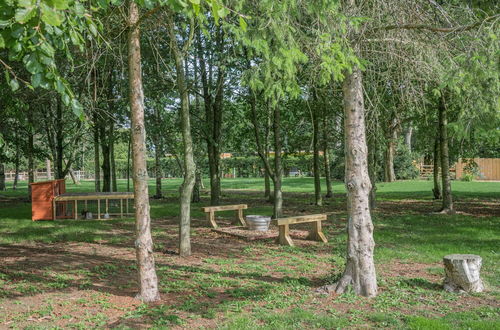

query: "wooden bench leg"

left=307, top=221, right=328, bottom=243
left=235, top=209, right=245, bottom=226
left=207, top=211, right=217, bottom=228
left=277, top=224, right=294, bottom=246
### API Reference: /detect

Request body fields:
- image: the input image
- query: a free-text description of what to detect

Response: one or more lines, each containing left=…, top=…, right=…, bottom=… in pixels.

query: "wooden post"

left=74, top=200, right=78, bottom=220
left=98, top=199, right=101, bottom=220
left=120, top=199, right=123, bottom=218
left=307, top=221, right=328, bottom=243
left=277, top=224, right=294, bottom=246
left=106, top=199, right=109, bottom=214
left=207, top=211, right=217, bottom=228
left=52, top=200, right=56, bottom=220
left=126, top=198, right=129, bottom=215
left=236, top=209, right=245, bottom=226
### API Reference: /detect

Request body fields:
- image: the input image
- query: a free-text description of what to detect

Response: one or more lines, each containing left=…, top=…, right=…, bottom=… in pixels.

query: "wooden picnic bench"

left=202, top=204, right=248, bottom=228
left=273, top=214, right=328, bottom=246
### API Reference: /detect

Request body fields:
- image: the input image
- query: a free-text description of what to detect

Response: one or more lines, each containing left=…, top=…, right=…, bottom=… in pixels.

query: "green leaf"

left=14, top=7, right=36, bottom=23
left=24, top=53, right=43, bottom=74
left=9, top=79, right=20, bottom=91
left=31, top=72, right=42, bottom=88
left=40, top=3, right=64, bottom=26
left=0, top=20, right=11, bottom=28
left=239, top=16, right=247, bottom=32
left=18, top=0, right=35, bottom=8
left=71, top=99, right=84, bottom=119
left=46, top=0, right=70, bottom=10
left=0, top=34, right=4, bottom=49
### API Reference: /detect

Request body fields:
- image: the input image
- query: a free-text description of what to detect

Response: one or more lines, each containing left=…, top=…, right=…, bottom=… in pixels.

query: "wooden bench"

left=202, top=204, right=248, bottom=228
left=274, top=214, right=328, bottom=246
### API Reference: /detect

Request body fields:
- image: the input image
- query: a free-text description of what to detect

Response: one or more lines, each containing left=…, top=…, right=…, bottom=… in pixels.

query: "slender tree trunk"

left=167, top=12, right=196, bottom=257
left=28, top=112, right=35, bottom=200
left=368, top=136, right=377, bottom=210
left=154, top=143, right=162, bottom=198
left=264, top=115, right=272, bottom=201
left=100, top=124, right=111, bottom=192
left=432, top=133, right=442, bottom=199
left=264, top=167, right=271, bottom=199
left=12, top=129, right=20, bottom=190
left=405, top=125, right=413, bottom=152
left=93, top=113, right=101, bottom=192
left=323, top=113, right=333, bottom=198
left=0, top=163, right=5, bottom=191
left=55, top=99, right=64, bottom=179
left=312, top=102, right=322, bottom=206
left=326, top=68, right=377, bottom=297
left=384, top=117, right=397, bottom=182
left=110, top=124, right=117, bottom=192
left=46, top=159, right=52, bottom=180
left=127, top=1, right=160, bottom=302
left=439, top=95, right=453, bottom=213
left=68, top=166, right=79, bottom=185
left=127, top=132, right=131, bottom=192
left=192, top=168, right=201, bottom=203
left=273, top=106, right=283, bottom=219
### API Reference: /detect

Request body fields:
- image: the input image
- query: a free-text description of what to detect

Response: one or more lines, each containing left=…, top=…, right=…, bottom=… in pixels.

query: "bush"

left=394, top=143, right=419, bottom=180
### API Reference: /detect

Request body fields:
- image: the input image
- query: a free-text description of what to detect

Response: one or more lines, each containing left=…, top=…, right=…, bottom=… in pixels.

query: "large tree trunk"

left=432, top=133, right=442, bottom=199
left=312, top=100, right=322, bottom=206
left=167, top=12, right=196, bottom=257
left=93, top=112, right=101, bottom=192
left=405, top=125, right=413, bottom=152
left=0, top=163, right=5, bottom=191
left=439, top=95, right=453, bottom=213
left=325, top=68, right=377, bottom=297
left=127, top=1, right=160, bottom=302
left=273, top=106, right=283, bottom=219
left=384, top=116, right=397, bottom=182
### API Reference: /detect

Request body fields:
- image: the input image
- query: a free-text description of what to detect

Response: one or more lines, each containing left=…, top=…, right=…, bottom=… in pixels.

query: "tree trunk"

left=273, top=105, right=283, bottom=219
left=384, top=117, right=397, bottom=182
left=55, top=99, right=64, bottom=180
left=323, top=113, right=333, bottom=198
left=323, top=68, right=377, bottom=297
left=368, top=136, right=377, bottom=210
left=0, top=163, right=5, bottom=191
left=46, top=159, right=52, bottom=180
left=93, top=112, right=101, bottom=192
left=167, top=12, right=196, bottom=257
left=127, top=132, right=131, bottom=192
left=192, top=168, right=201, bottom=203
left=154, top=137, right=162, bottom=199
left=127, top=1, right=160, bottom=303
left=68, top=166, right=79, bottom=185
left=28, top=112, right=35, bottom=200
left=443, top=254, right=484, bottom=293
left=110, top=124, right=117, bottom=192
left=264, top=166, right=271, bottom=199
left=405, top=126, right=413, bottom=152
left=312, top=103, right=322, bottom=206
left=100, top=124, right=111, bottom=192
left=432, top=133, right=442, bottom=199
left=12, top=129, right=20, bottom=190
left=439, top=95, right=453, bottom=213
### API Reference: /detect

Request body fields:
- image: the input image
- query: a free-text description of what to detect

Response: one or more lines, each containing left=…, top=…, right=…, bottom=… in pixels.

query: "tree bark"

left=384, top=116, right=397, bottom=182
left=312, top=100, right=322, bottom=206
left=55, top=99, right=64, bottom=179
left=432, top=133, right=442, bottom=199
left=405, top=125, right=413, bottom=152
left=166, top=11, right=196, bottom=257
left=192, top=168, right=201, bottom=203
left=12, top=128, right=20, bottom=190
left=439, top=95, right=453, bottom=213
left=126, top=132, right=131, bottom=192
left=323, top=112, right=333, bottom=198
left=323, top=68, right=377, bottom=297
left=28, top=110, right=35, bottom=200
left=0, top=163, right=5, bottom=191
left=93, top=112, right=101, bottom=192
left=368, top=136, right=377, bottom=210
left=46, top=159, right=52, bottom=180
left=154, top=136, right=162, bottom=199
left=273, top=105, right=283, bottom=219
left=127, top=1, right=160, bottom=303
left=110, top=128, right=117, bottom=192
left=100, top=123, right=111, bottom=192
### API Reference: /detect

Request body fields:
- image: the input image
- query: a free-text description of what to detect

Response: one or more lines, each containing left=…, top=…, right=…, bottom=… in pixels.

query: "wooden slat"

left=274, top=214, right=327, bottom=226
left=54, top=193, right=134, bottom=201
left=202, top=204, right=248, bottom=212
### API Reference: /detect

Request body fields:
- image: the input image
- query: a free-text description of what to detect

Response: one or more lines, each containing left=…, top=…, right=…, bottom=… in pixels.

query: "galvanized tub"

left=246, top=215, right=271, bottom=231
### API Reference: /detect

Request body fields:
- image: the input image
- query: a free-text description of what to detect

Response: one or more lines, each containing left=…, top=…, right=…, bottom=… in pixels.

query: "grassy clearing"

left=0, top=178, right=498, bottom=328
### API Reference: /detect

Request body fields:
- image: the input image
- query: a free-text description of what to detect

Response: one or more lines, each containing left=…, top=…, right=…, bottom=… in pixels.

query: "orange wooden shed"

left=30, top=179, right=66, bottom=221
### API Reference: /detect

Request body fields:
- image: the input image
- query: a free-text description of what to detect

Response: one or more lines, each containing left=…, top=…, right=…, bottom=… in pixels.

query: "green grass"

left=0, top=178, right=499, bottom=328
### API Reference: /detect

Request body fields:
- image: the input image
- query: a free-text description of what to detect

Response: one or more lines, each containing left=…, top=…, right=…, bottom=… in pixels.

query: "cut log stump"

left=443, top=254, right=484, bottom=293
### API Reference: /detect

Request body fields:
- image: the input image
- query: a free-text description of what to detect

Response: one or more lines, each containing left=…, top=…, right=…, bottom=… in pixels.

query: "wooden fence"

left=4, top=170, right=93, bottom=182
left=455, top=158, right=500, bottom=181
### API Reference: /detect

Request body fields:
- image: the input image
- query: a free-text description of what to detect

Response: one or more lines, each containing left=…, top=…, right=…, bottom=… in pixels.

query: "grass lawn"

left=0, top=178, right=499, bottom=329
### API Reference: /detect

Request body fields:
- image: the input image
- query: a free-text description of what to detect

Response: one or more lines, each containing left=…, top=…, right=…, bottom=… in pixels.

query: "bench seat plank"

left=274, top=214, right=327, bottom=226
left=202, top=204, right=248, bottom=212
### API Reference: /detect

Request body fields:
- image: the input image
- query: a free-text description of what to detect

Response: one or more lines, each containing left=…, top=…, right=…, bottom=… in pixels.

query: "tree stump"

left=443, top=254, right=484, bottom=293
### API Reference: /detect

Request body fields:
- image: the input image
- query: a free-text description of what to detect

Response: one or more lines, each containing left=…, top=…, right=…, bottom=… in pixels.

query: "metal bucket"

left=246, top=215, right=271, bottom=231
